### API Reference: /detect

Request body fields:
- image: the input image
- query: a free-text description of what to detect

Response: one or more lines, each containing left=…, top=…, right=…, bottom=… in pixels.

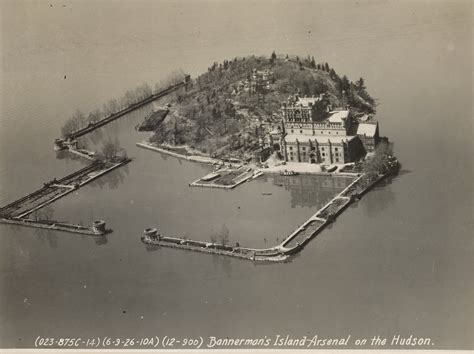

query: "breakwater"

left=57, top=80, right=189, bottom=144
left=0, top=158, right=130, bottom=235
left=0, top=218, right=108, bottom=236
left=141, top=171, right=393, bottom=262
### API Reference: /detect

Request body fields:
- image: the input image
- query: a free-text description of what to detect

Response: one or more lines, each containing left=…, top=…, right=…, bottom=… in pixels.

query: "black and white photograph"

left=0, top=0, right=472, bottom=353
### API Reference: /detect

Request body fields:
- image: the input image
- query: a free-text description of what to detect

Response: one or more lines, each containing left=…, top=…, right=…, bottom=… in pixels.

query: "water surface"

left=0, top=1, right=472, bottom=349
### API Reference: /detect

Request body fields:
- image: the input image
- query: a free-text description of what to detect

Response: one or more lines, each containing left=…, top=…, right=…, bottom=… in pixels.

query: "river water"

left=0, top=1, right=472, bottom=349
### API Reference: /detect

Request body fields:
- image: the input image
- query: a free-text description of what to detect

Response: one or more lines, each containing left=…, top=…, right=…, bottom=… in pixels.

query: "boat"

left=326, top=165, right=337, bottom=173
left=137, top=107, right=170, bottom=131
left=201, top=171, right=221, bottom=181
left=262, top=193, right=272, bottom=196
left=281, top=170, right=298, bottom=176
left=252, top=171, right=264, bottom=179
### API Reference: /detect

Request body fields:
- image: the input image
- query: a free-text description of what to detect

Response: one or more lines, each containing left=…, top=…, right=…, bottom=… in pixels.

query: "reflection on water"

left=83, top=127, right=105, bottom=147
left=145, top=244, right=161, bottom=252
left=31, top=205, right=54, bottom=222
left=93, top=235, right=108, bottom=246
left=211, top=254, right=232, bottom=278
left=55, top=150, right=89, bottom=165
left=33, top=228, right=58, bottom=250
left=1, top=1, right=472, bottom=349
left=56, top=150, right=130, bottom=190
left=89, top=163, right=129, bottom=190
left=272, top=174, right=353, bottom=208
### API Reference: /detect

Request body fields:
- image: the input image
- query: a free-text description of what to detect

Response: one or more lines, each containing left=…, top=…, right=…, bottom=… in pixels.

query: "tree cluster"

left=61, top=70, right=189, bottom=139
left=100, top=138, right=126, bottom=161
left=148, top=54, right=377, bottom=159
left=363, top=141, right=395, bottom=178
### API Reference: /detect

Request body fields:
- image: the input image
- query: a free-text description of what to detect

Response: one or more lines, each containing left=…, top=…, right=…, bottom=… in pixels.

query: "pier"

left=55, top=80, right=190, bottom=150
left=189, top=167, right=254, bottom=189
left=141, top=171, right=393, bottom=262
left=0, top=158, right=131, bottom=235
left=0, top=217, right=108, bottom=236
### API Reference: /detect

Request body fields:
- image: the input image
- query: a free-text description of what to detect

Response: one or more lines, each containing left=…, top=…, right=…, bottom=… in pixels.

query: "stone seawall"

left=136, top=142, right=219, bottom=165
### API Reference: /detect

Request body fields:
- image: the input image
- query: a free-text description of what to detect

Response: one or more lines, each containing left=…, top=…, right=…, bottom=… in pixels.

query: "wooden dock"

left=189, top=167, right=254, bottom=189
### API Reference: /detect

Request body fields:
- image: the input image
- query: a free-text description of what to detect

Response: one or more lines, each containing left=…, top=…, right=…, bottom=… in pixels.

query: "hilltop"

left=149, top=54, right=376, bottom=160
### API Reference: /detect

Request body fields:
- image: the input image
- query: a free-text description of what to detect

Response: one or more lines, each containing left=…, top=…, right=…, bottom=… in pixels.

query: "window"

left=300, top=130, right=303, bottom=134
left=322, top=153, right=326, bottom=157
left=329, top=132, right=331, bottom=134
left=289, top=147, right=293, bottom=150
left=335, top=147, right=338, bottom=151
left=336, top=132, right=339, bottom=135
left=291, top=129, right=294, bottom=133
left=335, top=158, right=339, bottom=162
left=302, top=147, right=306, bottom=151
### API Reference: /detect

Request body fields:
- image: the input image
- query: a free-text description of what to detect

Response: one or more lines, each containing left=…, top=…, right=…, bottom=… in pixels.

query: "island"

left=0, top=52, right=400, bottom=262
left=137, top=53, right=400, bottom=261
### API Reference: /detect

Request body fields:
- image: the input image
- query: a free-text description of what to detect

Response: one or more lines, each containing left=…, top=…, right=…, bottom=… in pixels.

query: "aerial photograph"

left=0, top=0, right=472, bottom=352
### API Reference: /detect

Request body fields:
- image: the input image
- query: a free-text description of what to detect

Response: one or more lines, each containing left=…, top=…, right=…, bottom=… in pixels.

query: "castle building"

left=282, top=134, right=363, bottom=164
left=250, top=69, right=273, bottom=93
left=356, top=122, right=380, bottom=152
left=234, top=69, right=274, bottom=95
left=281, top=94, right=324, bottom=123
left=280, top=94, right=367, bottom=164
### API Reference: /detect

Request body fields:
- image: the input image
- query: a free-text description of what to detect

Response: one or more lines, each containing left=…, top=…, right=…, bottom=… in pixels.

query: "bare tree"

left=61, top=109, right=86, bottom=137
left=101, top=138, right=124, bottom=161
left=210, top=232, right=217, bottom=244
left=87, top=109, right=103, bottom=125
left=154, top=69, right=186, bottom=92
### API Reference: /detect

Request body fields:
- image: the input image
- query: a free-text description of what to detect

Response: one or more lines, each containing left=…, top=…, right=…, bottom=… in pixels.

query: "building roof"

left=328, top=110, right=350, bottom=123
left=296, top=96, right=321, bottom=107
left=285, top=94, right=323, bottom=107
left=285, top=134, right=357, bottom=144
left=269, top=128, right=281, bottom=135
left=357, top=123, right=378, bottom=137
